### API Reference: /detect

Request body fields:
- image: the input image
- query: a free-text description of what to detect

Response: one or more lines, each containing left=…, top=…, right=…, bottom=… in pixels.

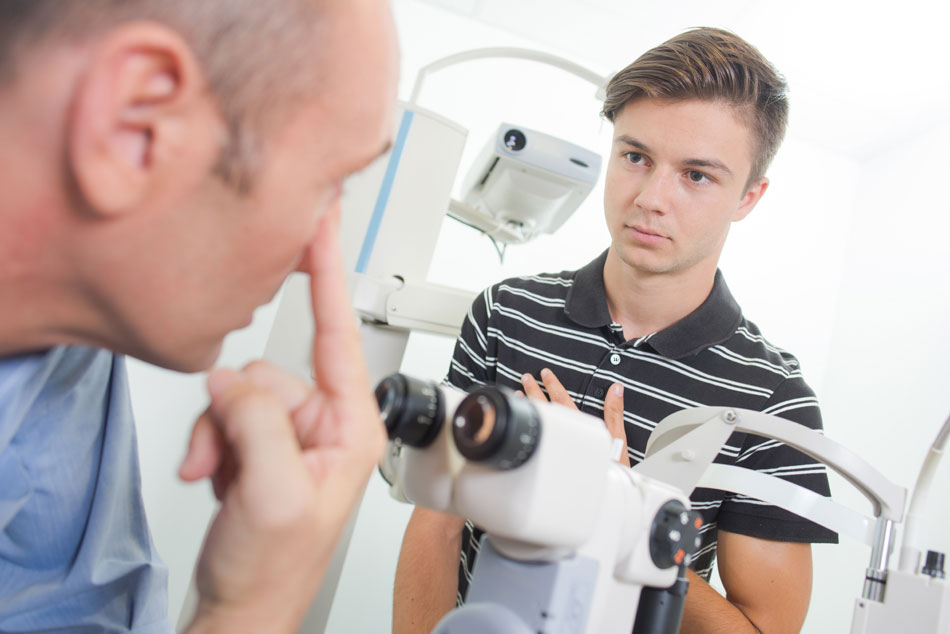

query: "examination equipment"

left=377, top=373, right=950, bottom=633
left=450, top=123, right=602, bottom=244
left=376, top=374, right=703, bottom=634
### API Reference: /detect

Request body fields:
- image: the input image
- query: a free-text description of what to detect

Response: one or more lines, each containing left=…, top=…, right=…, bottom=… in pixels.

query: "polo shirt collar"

left=564, top=249, right=613, bottom=328
left=565, top=249, right=743, bottom=359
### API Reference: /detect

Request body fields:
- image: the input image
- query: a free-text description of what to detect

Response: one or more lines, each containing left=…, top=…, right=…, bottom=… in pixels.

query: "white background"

left=129, top=1, right=950, bottom=632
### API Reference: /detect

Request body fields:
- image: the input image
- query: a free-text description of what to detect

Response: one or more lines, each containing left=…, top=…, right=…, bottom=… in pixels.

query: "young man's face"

left=603, top=98, right=765, bottom=280
left=105, top=2, right=399, bottom=371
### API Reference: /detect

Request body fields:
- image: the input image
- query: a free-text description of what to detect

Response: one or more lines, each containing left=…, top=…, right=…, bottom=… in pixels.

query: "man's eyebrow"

left=615, top=135, right=650, bottom=152
left=684, top=157, right=733, bottom=176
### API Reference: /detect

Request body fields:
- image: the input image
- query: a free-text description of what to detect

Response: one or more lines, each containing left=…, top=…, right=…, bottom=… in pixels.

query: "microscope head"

left=451, top=386, right=613, bottom=549
left=375, top=373, right=467, bottom=510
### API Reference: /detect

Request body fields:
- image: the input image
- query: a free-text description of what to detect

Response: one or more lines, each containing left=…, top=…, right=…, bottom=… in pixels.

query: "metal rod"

left=862, top=518, right=894, bottom=601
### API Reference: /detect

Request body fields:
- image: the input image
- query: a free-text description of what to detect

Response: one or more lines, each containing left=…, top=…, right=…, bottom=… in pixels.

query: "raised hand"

left=521, top=368, right=630, bottom=467
left=178, top=207, right=387, bottom=633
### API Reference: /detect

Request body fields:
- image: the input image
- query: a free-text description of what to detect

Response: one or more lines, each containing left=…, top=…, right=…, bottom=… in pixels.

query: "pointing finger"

left=304, top=206, right=368, bottom=400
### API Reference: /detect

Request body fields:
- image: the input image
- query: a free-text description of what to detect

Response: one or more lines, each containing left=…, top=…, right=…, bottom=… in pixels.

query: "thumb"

left=207, top=376, right=310, bottom=491
left=604, top=383, right=626, bottom=435
left=605, top=383, right=630, bottom=467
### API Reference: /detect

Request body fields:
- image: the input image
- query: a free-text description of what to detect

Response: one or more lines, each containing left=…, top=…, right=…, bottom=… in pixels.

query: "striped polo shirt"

left=447, top=249, right=837, bottom=602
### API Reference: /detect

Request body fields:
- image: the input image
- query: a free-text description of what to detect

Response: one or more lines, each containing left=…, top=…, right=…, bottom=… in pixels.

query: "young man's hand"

left=178, top=207, right=387, bottom=633
left=520, top=368, right=630, bottom=467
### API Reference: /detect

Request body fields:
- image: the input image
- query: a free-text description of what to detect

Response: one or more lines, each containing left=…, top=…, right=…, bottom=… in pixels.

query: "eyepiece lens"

left=377, top=378, right=398, bottom=422
left=452, top=387, right=539, bottom=469
left=373, top=373, right=445, bottom=448
left=454, top=395, right=497, bottom=449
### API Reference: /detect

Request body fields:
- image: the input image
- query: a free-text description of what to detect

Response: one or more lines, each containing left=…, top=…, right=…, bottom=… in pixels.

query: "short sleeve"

left=446, top=285, right=496, bottom=391
left=716, top=376, right=839, bottom=543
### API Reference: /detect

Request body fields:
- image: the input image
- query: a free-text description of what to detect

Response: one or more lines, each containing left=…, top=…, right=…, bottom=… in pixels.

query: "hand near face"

left=178, top=207, right=387, bottom=633
left=521, top=368, right=630, bottom=467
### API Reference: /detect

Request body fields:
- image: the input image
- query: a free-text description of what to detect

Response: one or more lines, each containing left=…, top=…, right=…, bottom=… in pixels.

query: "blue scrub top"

left=0, top=346, right=171, bottom=633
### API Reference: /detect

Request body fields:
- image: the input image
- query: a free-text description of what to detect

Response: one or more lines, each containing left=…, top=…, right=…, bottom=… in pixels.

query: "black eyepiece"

left=452, top=386, right=540, bottom=470
left=374, top=373, right=445, bottom=448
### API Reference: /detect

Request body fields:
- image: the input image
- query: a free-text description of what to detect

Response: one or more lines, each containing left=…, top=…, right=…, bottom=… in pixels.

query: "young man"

left=394, top=27, right=836, bottom=634
left=0, top=0, right=396, bottom=631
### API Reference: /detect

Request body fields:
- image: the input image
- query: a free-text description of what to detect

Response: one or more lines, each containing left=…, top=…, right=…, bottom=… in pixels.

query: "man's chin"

left=187, top=342, right=225, bottom=373
left=141, top=340, right=224, bottom=374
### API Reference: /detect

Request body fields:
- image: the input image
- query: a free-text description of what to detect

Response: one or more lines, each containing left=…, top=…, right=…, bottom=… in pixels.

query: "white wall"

left=129, top=1, right=950, bottom=631
left=804, top=120, right=950, bottom=632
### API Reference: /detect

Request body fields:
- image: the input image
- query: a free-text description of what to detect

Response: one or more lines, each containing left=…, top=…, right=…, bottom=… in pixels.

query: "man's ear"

left=733, top=177, right=769, bottom=222
left=67, top=22, right=224, bottom=217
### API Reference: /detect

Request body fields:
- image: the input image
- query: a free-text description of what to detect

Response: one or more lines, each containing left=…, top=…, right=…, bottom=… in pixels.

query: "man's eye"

left=624, top=152, right=644, bottom=164
left=687, top=170, right=709, bottom=183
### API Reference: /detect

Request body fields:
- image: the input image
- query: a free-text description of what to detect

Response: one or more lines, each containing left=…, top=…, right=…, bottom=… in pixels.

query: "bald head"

left=0, top=0, right=355, bottom=190
left=0, top=0, right=398, bottom=369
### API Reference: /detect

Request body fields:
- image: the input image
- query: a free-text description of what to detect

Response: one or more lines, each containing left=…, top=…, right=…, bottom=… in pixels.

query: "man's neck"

left=0, top=255, right=95, bottom=357
left=602, top=248, right=717, bottom=341
left=0, top=180, right=95, bottom=357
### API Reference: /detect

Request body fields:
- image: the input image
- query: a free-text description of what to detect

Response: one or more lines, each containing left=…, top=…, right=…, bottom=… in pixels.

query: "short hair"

left=0, top=0, right=330, bottom=192
left=601, top=27, right=789, bottom=188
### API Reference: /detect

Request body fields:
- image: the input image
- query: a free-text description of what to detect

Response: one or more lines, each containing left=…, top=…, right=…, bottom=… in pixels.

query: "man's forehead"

left=612, top=98, right=754, bottom=172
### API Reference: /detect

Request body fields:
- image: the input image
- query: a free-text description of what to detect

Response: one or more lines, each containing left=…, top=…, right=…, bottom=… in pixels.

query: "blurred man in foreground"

left=0, top=0, right=397, bottom=631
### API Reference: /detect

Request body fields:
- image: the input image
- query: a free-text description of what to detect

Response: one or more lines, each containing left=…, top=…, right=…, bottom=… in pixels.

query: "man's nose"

left=634, top=169, right=673, bottom=215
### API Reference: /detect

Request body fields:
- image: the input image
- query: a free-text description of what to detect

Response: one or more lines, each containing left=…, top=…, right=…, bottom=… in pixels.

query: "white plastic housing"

left=456, top=123, right=601, bottom=244
left=850, top=569, right=949, bottom=633
left=400, top=385, right=468, bottom=512
left=452, top=398, right=612, bottom=548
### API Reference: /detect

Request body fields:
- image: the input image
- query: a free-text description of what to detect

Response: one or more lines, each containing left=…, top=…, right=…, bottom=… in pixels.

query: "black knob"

left=922, top=550, right=946, bottom=579
left=648, top=501, right=703, bottom=570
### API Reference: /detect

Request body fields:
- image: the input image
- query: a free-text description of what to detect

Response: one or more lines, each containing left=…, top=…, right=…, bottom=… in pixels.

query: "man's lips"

left=628, top=224, right=669, bottom=244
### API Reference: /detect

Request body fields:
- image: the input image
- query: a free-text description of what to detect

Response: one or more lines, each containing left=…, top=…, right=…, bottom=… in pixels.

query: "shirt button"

left=594, top=388, right=605, bottom=398
left=609, top=353, right=621, bottom=366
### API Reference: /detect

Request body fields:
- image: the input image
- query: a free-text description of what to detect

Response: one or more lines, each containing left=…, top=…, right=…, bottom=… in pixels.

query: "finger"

left=539, top=368, right=576, bottom=409
left=304, top=205, right=368, bottom=398
left=240, top=360, right=317, bottom=446
left=207, top=376, right=311, bottom=495
left=179, top=409, right=223, bottom=482
left=520, top=373, right=548, bottom=402
left=295, top=208, right=385, bottom=462
left=178, top=367, right=245, bottom=491
left=604, top=383, right=630, bottom=467
left=207, top=367, right=242, bottom=400
left=604, top=383, right=625, bottom=432
left=211, top=452, right=238, bottom=501
left=241, top=360, right=311, bottom=413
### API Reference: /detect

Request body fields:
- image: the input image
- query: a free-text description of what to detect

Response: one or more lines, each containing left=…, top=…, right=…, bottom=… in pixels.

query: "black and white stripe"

left=449, top=254, right=836, bottom=604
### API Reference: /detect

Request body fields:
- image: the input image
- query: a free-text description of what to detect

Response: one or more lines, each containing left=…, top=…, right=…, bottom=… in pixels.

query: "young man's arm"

left=392, top=507, right=465, bottom=634
left=680, top=531, right=813, bottom=634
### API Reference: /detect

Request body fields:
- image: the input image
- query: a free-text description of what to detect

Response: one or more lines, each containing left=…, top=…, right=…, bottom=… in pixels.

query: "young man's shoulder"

left=724, top=318, right=802, bottom=367
left=485, top=267, right=580, bottom=302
